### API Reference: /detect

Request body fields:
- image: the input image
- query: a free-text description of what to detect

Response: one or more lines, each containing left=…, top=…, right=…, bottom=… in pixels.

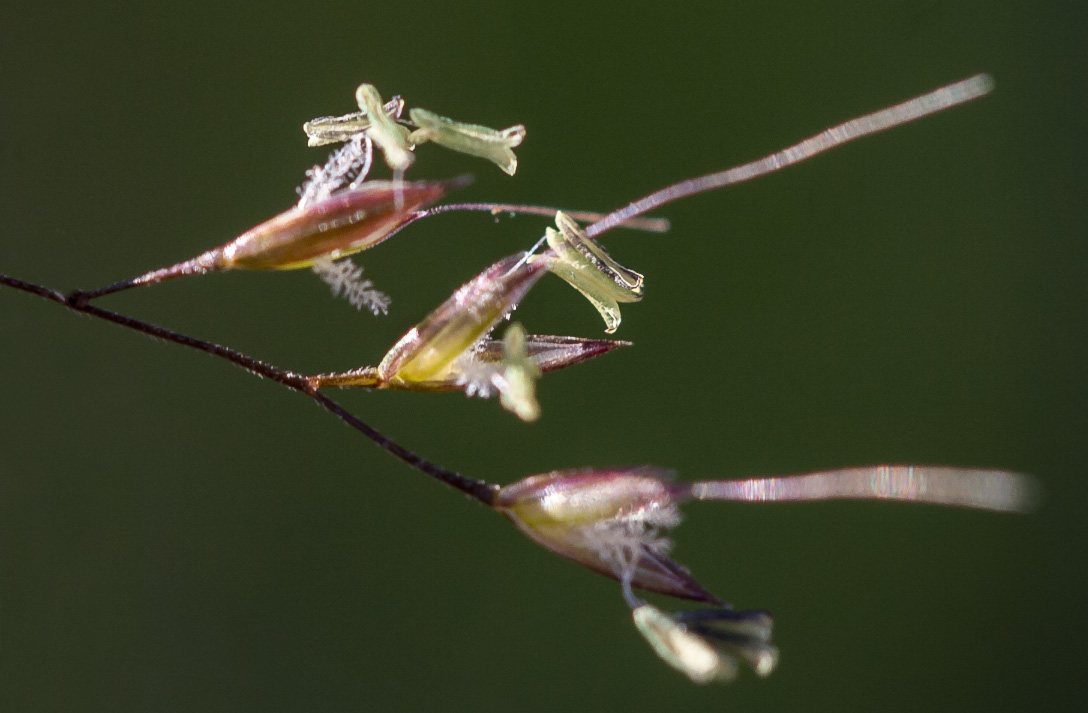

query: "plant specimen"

left=0, top=73, right=1036, bottom=683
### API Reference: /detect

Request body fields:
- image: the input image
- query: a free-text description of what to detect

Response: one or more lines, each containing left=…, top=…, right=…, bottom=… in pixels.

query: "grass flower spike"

left=122, top=177, right=464, bottom=273
left=74, top=81, right=540, bottom=306
left=220, top=177, right=467, bottom=270
left=310, top=335, right=628, bottom=392
left=308, top=333, right=629, bottom=421
left=376, top=252, right=552, bottom=386
left=496, top=467, right=721, bottom=602
left=497, top=463, right=1034, bottom=682
left=2, top=73, right=1026, bottom=688
left=497, top=465, right=1034, bottom=597
left=78, top=175, right=469, bottom=303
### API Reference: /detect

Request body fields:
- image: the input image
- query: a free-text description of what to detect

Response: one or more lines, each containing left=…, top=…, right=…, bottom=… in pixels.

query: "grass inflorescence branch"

left=3, top=74, right=1036, bottom=684
left=1, top=272, right=500, bottom=505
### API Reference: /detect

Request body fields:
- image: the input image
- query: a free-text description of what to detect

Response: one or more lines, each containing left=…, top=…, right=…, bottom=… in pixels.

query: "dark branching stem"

left=0, top=273, right=500, bottom=506
left=69, top=269, right=188, bottom=304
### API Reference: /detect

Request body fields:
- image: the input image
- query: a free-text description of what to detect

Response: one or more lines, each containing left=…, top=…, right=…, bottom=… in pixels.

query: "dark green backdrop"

left=2, top=2, right=1085, bottom=711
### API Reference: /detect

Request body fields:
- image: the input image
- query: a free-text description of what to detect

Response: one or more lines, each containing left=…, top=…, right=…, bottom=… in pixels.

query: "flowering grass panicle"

left=2, top=73, right=1035, bottom=687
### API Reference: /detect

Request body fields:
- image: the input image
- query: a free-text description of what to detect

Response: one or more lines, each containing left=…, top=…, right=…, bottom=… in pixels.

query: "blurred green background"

left=1, top=2, right=1085, bottom=711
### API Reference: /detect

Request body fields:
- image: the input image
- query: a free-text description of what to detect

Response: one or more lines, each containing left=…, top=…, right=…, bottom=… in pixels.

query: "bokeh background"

left=1, top=2, right=1085, bottom=711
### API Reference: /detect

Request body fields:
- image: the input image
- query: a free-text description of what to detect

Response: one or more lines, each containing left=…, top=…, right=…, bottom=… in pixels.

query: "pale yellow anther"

left=408, top=108, right=525, bottom=175
left=498, top=323, right=541, bottom=422
left=542, top=211, right=644, bottom=333
left=632, top=604, right=733, bottom=684
left=355, top=84, right=415, bottom=171
left=303, top=95, right=405, bottom=147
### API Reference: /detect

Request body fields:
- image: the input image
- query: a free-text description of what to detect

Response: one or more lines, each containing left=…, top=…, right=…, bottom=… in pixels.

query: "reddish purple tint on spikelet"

left=308, top=334, right=629, bottom=391
left=496, top=468, right=722, bottom=604
left=220, top=175, right=472, bottom=270
left=377, top=252, right=552, bottom=384
left=510, top=335, right=632, bottom=373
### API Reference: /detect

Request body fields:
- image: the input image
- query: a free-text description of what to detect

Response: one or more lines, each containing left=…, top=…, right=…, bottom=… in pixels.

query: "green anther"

left=355, top=84, right=415, bottom=171
left=408, top=108, right=525, bottom=176
left=542, top=211, right=644, bottom=333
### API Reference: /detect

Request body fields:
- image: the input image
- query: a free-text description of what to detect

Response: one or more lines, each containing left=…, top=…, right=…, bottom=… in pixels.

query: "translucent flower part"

left=303, top=95, right=405, bottom=147
left=540, top=211, right=644, bottom=333
left=354, top=84, right=415, bottom=172
left=495, top=464, right=1036, bottom=604
left=218, top=176, right=469, bottom=270
left=105, top=176, right=470, bottom=297
left=632, top=604, right=724, bottom=683
left=494, top=322, right=541, bottom=421
left=495, top=467, right=722, bottom=603
left=632, top=604, right=778, bottom=684
left=408, top=108, right=526, bottom=176
left=377, top=252, right=554, bottom=386
left=309, top=334, right=629, bottom=390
